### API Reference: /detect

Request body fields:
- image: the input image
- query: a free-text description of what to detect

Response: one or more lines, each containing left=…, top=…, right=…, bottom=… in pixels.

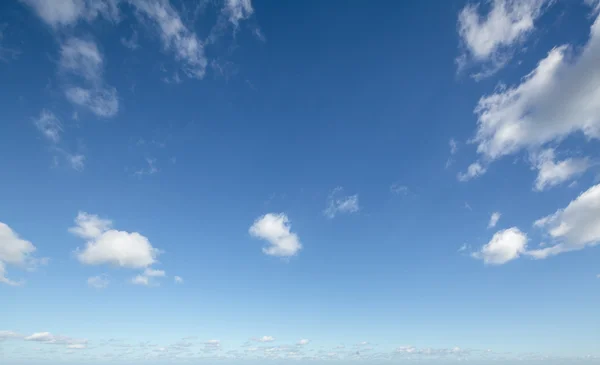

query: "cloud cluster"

left=462, top=12, right=600, bottom=181
left=249, top=213, right=302, bottom=257
left=0, top=330, right=88, bottom=349
left=473, top=183, right=600, bottom=264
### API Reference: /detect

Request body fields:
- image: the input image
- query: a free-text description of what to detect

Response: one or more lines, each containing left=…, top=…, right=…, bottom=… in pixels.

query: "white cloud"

left=324, top=187, right=360, bottom=218
left=0, top=330, right=21, bottom=339
left=87, top=274, right=109, bottom=289
left=528, top=183, right=600, bottom=259
left=249, top=213, right=302, bottom=257
left=67, top=344, right=87, bottom=349
left=144, top=268, right=165, bottom=277
left=531, top=149, right=590, bottom=191
left=472, top=227, right=528, bottom=265
left=134, top=158, right=159, bottom=176
left=395, top=346, right=469, bottom=357
left=223, top=0, right=253, bottom=27
left=59, top=37, right=119, bottom=117
left=253, top=336, right=275, bottom=343
left=24, top=332, right=87, bottom=348
left=66, top=153, right=86, bottom=171
left=130, top=0, right=207, bottom=79
left=467, top=13, right=600, bottom=176
left=0, top=222, right=38, bottom=286
left=457, top=0, right=549, bottom=77
left=458, top=162, right=486, bottom=182
left=70, top=212, right=159, bottom=268
left=488, top=212, right=501, bottom=228
left=34, top=110, right=62, bottom=143
left=297, top=339, right=310, bottom=346
left=449, top=138, right=458, bottom=155
left=131, top=268, right=166, bottom=286
left=390, top=183, right=409, bottom=195
left=174, top=275, right=183, bottom=284
left=21, top=0, right=120, bottom=28
left=65, top=86, right=119, bottom=117
left=131, top=274, right=150, bottom=286
left=60, top=38, right=103, bottom=82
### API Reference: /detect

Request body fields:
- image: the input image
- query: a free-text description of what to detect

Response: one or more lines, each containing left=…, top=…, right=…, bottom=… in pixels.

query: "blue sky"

left=1, top=0, right=600, bottom=363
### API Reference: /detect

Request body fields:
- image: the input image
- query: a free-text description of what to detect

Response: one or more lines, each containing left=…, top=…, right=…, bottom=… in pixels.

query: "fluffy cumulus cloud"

left=457, top=0, right=549, bottom=78
left=488, top=212, right=501, bottom=228
left=531, top=149, right=590, bottom=191
left=70, top=212, right=159, bottom=268
left=21, top=0, right=120, bottom=28
left=464, top=12, right=600, bottom=179
left=249, top=213, right=302, bottom=257
left=0, top=222, right=39, bottom=286
left=130, top=0, right=207, bottom=79
left=324, top=187, right=360, bottom=218
left=528, top=183, right=600, bottom=259
left=472, top=227, right=528, bottom=265
left=297, top=339, right=310, bottom=346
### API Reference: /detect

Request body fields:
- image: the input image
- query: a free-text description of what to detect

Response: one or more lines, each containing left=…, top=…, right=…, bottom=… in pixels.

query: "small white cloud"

left=324, top=187, right=359, bottom=218
left=65, top=86, right=118, bottom=118
left=24, top=332, right=87, bottom=348
left=488, top=212, right=501, bottom=228
left=457, top=0, right=550, bottom=78
left=253, top=336, right=275, bottom=343
left=472, top=227, right=528, bottom=265
left=458, top=162, right=487, bottom=181
left=134, top=158, right=159, bottom=176
left=144, top=268, right=165, bottom=277
left=249, top=213, right=302, bottom=257
left=174, top=276, right=183, bottom=284
left=70, top=212, right=160, bottom=269
left=390, top=183, right=409, bottom=195
left=297, top=339, right=310, bottom=346
left=34, top=110, right=62, bottom=143
left=449, top=138, right=458, bottom=155
left=531, top=149, right=590, bottom=191
left=87, top=274, right=109, bottom=289
left=66, top=153, right=86, bottom=171
left=131, top=274, right=149, bottom=286
left=528, top=183, right=600, bottom=259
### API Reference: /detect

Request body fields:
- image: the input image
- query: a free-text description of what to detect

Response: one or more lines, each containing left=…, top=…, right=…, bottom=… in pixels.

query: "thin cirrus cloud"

left=460, top=10, right=600, bottom=182
left=249, top=213, right=302, bottom=257
left=457, top=0, right=550, bottom=79
left=324, top=187, right=359, bottom=219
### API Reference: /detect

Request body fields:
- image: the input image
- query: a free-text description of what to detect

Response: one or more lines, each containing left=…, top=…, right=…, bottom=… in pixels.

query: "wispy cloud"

left=324, top=187, right=359, bottom=219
